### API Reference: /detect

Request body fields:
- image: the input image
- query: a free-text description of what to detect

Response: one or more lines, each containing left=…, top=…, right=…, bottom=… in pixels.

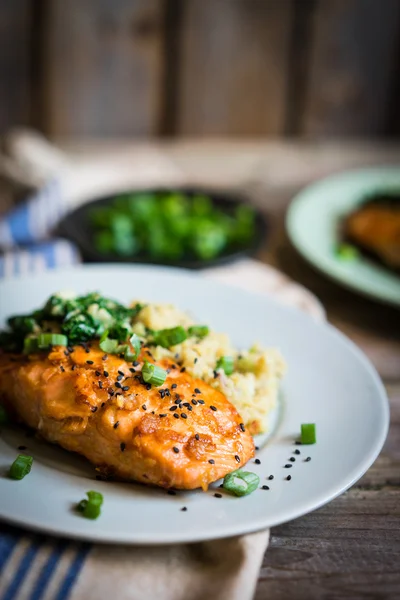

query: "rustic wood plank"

left=302, top=0, right=400, bottom=136
left=42, top=0, right=164, bottom=137
left=0, top=0, right=31, bottom=133
left=176, top=0, right=293, bottom=136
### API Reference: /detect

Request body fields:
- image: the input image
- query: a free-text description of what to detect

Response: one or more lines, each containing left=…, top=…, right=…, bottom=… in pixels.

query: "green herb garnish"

left=151, top=326, right=187, bottom=348
left=187, top=325, right=209, bottom=339
left=223, top=470, right=260, bottom=497
left=142, top=361, right=167, bottom=386
left=216, top=356, right=234, bottom=375
left=301, top=423, right=316, bottom=444
left=335, top=244, right=359, bottom=261
left=77, top=490, right=104, bottom=520
left=9, top=454, right=33, bottom=480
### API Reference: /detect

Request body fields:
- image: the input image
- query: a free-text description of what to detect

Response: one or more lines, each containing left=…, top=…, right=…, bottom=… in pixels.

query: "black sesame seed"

left=289, top=457, right=295, bottom=462
left=98, top=381, right=103, bottom=389
left=109, top=389, right=114, bottom=396
left=146, top=383, right=151, bottom=391
left=181, top=506, right=187, bottom=511
left=85, top=348, right=90, bottom=354
left=67, top=346, right=73, bottom=353
left=90, top=406, right=97, bottom=413
left=268, top=475, right=274, bottom=480
left=235, top=455, right=240, bottom=463
left=101, top=402, right=105, bottom=407
left=117, top=375, right=123, bottom=381
left=64, top=350, right=69, bottom=357
left=197, top=399, right=205, bottom=405
left=159, top=414, right=167, bottom=418
left=114, top=421, right=119, bottom=429
left=60, top=365, right=65, bottom=372
left=174, top=413, right=179, bottom=419
left=171, top=383, right=177, bottom=389
left=18, top=445, right=27, bottom=450
left=213, top=370, right=218, bottom=378
left=219, top=483, right=224, bottom=488
left=95, top=370, right=101, bottom=376
left=286, top=475, right=292, bottom=481
left=171, top=364, right=177, bottom=369
left=120, top=442, right=126, bottom=452
left=183, top=402, right=190, bottom=408
left=305, top=456, right=311, bottom=462
left=103, top=370, right=109, bottom=377
left=209, top=459, right=215, bottom=464
left=142, top=404, right=147, bottom=410
left=285, top=464, right=292, bottom=468
left=194, top=358, right=198, bottom=364
left=175, top=393, right=181, bottom=400
left=133, top=361, right=139, bottom=367
left=195, top=434, right=200, bottom=440
left=194, top=388, right=201, bottom=394
left=255, top=446, right=260, bottom=451
left=180, top=367, right=186, bottom=373
left=167, top=490, right=176, bottom=496
left=181, top=413, right=187, bottom=419
left=255, top=458, right=261, bottom=465
left=151, top=411, right=155, bottom=414
left=210, top=406, right=217, bottom=412
left=294, top=449, right=301, bottom=455
left=262, top=485, right=270, bottom=490
left=295, top=441, right=302, bottom=445
left=71, top=365, right=76, bottom=371
left=239, top=423, right=245, bottom=432
left=170, top=406, right=178, bottom=411
left=187, top=406, right=193, bottom=411
left=117, top=369, right=123, bottom=376
left=115, top=382, right=122, bottom=389
left=191, top=399, right=198, bottom=406
left=122, top=386, right=130, bottom=392
left=86, top=360, right=94, bottom=365
left=102, top=354, right=108, bottom=361
left=173, top=447, right=179, bottom=453
left=214, top=493, right=222, bottom=498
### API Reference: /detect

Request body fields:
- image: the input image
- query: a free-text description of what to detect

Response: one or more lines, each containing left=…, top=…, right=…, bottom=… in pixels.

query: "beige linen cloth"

left=2, top=130, right=325, bottom=600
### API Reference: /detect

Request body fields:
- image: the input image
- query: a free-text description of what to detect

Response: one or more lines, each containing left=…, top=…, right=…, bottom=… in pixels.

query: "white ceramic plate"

left=0, top=265, right=389, bottom=544
left=286, top=167, right=400, bottom=307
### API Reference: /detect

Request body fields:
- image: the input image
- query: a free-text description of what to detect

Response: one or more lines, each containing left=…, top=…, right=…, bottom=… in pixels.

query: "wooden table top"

left=2, top=139, right=400, bottom=599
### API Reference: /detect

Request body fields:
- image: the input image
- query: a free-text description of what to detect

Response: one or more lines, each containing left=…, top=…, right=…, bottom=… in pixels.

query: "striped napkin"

left=0, top=131, right=325, bottom=600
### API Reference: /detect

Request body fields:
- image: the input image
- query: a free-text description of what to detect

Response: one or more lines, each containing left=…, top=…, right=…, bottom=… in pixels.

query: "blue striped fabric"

left=0, top=180, right=81, bottom=277
left=0, top=524, right=90, bottom=600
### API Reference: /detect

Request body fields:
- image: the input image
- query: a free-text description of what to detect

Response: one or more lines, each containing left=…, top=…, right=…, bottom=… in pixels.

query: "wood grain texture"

left=42, top=0, right=164, bottom=137
left=302, top=0, right=400, bottom=136
left=175, top=0, right=293, bottom=136
left=0, top=0, right=31, bottom=133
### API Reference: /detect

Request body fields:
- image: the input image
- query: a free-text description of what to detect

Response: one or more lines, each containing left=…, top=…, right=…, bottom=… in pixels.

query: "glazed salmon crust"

left=0, top=343, right=255, bottom=490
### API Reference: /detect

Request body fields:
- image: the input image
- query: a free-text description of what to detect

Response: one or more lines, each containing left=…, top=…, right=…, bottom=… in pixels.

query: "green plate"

left=286, top=167, right=400, bottom=307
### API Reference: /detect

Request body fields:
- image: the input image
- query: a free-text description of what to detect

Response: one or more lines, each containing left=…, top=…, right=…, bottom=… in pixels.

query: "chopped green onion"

left=301, top=423, right=316, bottom=444
left=335, top=244, right=359, bottom=261
left=187, top=325, right=209, bottom=339
left=124, top=333, right=141, bottom=361
left=142, top=361, right=167, bottom=386
left=99, top=337, right=119, bottom=354
left=216, top=356, right=234, bottom=375
left=77, top=490, right=103, bottom=520
left=223, top=470, right=260, bottom=497
left=0, top=405, right=8, bottom=425
left=151, top=326, right=187, bottom=348
left=23, top=336, right=38, bottom=354
left=37, top=333, right=68, bottom=348
left=9, top=454, right=33, bottom=480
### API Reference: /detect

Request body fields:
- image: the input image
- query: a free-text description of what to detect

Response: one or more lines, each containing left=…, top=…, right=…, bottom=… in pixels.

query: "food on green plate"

left=301, top=423, right=316, bottom=445
left=89, top=191, right=256, bottom=261
left=342, top=192, right=400, bottom=271
left=0, top=291, right=285, bottom=491
left=9, top=454, right=33, bottom=480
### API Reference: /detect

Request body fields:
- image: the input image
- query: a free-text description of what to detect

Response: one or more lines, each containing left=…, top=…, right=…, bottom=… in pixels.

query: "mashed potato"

left=132, top=302, right=285, bottom=435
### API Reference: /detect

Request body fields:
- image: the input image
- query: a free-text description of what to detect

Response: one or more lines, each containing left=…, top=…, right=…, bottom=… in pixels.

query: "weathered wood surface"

left=41, top=0, right=165, bottom=137
left=301, top=0, right=400, bottom=136
left=30, top=139, right=400, bottom=598
left=175, top=0, right=293, bottom=136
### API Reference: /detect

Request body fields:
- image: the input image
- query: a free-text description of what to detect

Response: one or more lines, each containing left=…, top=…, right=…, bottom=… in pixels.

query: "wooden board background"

left=0, top=0, right=399, bottom=138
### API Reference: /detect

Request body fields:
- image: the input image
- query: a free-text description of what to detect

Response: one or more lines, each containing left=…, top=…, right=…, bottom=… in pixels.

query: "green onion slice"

left=335, top=244, right=359, bottom=261
left=37, top=333, right=68, bottom=348
left=99, top=337, right=119, bottom=354
left=124, top=333, right=141, bottom=361
left=216, top=356, right=234, bottom=375
left=223, top=470, right=260, bottom=497
left=0, top=405, right=8, bottom=425
left=23, top=336, right=38, bottom=354
left=301, top=423, right=316, bottom=444
left=151, top=326, right=187, bottom=348
left=187, top=325, right=209, bottom=339
left=9, top=454, right=33, bottom=480
left=142, top=361, right=167, bottom=386
left=77, top=490, right=104, bottom=520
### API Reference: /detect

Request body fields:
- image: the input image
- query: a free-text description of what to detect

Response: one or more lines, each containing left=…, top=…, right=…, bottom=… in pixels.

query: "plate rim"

left=0, top=264, right=390, bottom=544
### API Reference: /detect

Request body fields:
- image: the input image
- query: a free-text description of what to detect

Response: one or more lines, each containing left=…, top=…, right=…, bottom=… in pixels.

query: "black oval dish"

left=57, top=188, right=268, bottom=269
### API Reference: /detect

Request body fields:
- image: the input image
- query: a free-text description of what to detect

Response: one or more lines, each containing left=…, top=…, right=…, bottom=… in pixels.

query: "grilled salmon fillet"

left=0, top=343, right=254, bottom=490
left=343, top=201, right=400, bottom=270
